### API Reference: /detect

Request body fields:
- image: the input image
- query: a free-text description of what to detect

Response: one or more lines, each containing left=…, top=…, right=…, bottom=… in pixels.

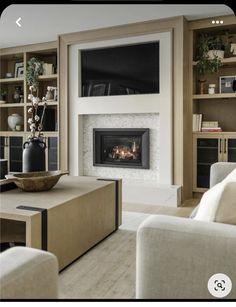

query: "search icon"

left=217, top=282, right=223, bottom=289
left=208, top=273, right=232, bottom=298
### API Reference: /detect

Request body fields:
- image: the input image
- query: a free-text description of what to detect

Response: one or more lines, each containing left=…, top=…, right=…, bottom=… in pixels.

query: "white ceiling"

left=0, top=4, right=234, bottom=48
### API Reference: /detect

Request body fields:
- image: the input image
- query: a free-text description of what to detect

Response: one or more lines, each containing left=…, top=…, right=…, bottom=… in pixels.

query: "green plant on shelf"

left=196, top=33, right=223, bottom=77
left=26, top=57, right=43, bottom=90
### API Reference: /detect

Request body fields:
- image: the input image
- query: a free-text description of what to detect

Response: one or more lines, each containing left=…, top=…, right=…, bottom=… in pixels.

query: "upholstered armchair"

left=136, top=162, right=236, bottom=299
left=0, top=246, right=58, bottom=299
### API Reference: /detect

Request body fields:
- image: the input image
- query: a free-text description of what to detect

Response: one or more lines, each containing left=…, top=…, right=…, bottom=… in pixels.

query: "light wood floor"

left=58, top=200, right=199, bottom=299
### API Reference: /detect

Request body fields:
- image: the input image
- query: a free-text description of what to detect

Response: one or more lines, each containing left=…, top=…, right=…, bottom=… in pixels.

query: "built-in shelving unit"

left=0, top=41, right=59, bottom=173
left=190, top=16, right=236, bottom=193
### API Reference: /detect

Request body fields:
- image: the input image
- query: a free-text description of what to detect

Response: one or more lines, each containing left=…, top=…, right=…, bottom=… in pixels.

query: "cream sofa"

left=136, top=162, right=236, bottom=299
left=0, top=246, right=58, bottom=299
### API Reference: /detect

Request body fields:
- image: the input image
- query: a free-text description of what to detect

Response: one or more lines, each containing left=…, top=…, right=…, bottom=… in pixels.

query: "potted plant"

left=196, top=33, right=223, bottom=94
left=208, top=35, right=225, bottom=59
left=0, top=89, right=7, bottom=102
left=23, top=57, right=48, bottom=172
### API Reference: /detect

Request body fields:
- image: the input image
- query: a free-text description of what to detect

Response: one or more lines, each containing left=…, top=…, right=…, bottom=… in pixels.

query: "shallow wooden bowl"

left=5, top=170, right=69, bottom=192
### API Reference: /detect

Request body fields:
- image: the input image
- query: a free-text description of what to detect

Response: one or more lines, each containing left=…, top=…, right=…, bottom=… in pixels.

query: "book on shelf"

left=201, top=127, right=222, bottom=132
left=193, top=114, right=202, bottom=132
left=202, top=121, right=219, bottom=128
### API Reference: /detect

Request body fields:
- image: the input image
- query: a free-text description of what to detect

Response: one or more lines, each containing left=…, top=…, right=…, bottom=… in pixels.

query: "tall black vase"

left=23, top=138, right=46, bottom=172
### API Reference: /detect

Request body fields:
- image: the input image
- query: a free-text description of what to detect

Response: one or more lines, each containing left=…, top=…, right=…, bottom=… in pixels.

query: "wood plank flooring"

left=58, top=201, right=198, bottom=299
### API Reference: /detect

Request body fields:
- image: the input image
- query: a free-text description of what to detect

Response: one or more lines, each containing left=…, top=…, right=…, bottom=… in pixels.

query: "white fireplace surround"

left=69, top=31, right=181, bottom=206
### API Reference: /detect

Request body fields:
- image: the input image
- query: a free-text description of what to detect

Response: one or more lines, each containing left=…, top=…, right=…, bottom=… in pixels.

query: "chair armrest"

left=136, top=215, right=236, bottom=299
left=0, top=247, right=58, bottom=299
left=210, top=162, right=236, bottom=188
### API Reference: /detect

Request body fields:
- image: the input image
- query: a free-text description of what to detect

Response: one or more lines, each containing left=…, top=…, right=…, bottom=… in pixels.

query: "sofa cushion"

left=194, top=168, right=236, bottom=224
left=215, top=182, right=236, bottom=225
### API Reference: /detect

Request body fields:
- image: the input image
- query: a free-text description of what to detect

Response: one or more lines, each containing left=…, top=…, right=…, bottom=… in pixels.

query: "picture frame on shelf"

left=14, top=62, right=24, bottom=78
left=219, top=75, right=236, bottom=93
left=16, top=66, right=24, bottom=78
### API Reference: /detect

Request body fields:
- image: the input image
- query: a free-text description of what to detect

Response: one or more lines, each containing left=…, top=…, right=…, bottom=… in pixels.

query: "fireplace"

left=93, top=128, right=149, bottom=169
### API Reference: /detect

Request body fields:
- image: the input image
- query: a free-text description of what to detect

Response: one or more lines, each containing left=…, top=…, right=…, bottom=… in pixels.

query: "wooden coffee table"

left=0, top=176, right=122, bottom=270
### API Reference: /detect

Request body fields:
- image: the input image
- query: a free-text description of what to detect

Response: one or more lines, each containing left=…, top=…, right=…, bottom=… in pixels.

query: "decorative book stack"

left=192, top=114, right=202, bottom=132
left=201, top=121, right=222, bottom=132
left=193, top=115, right=222, bottom=132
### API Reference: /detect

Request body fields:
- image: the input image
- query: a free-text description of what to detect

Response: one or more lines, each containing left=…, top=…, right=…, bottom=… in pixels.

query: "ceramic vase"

left=8, top=113, right=23, bottom=131
left=23, top=138, right=46, bottom=172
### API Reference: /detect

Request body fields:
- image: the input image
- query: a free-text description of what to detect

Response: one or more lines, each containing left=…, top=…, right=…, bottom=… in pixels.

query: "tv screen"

left=81, top=42, right=159, bottom=97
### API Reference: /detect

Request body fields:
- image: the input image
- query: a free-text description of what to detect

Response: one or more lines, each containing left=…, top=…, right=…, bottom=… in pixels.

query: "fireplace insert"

left=93, top=128, right=149, bottom=169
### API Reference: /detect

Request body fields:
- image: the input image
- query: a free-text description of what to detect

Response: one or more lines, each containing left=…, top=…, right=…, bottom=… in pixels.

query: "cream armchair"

left=0, top=246, right=58, bottom=299
left=136, top=162, right=236, bottom=299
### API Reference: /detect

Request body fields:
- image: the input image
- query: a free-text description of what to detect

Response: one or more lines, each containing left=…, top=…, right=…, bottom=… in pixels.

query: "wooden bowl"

left=5, top=170, right=69, bottom=192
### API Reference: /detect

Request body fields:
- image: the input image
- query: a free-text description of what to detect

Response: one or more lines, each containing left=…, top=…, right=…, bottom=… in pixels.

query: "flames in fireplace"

left=108, top=141, right=140, bottom=161
left=93, top=128, right=149, bottom=169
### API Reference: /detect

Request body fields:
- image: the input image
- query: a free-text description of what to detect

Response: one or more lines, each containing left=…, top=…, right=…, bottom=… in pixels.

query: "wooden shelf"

left=0, top=77, right=24, bottom=83
left=26, top=101, right=58, bottom=106
left=193, top=57, right=236, bottom=66
left=41, top=131, right=59, bottom=136
left=0, top=131, right=59, bottom=136
left=193, top=131, right=236, bottom=135
left=0, top=103, right=24, bottom=108
left=193, top=93, right=236, bottom=99
left=38, top=74, right=57, bottom=80
left=0, top=131, right=25, bottom=136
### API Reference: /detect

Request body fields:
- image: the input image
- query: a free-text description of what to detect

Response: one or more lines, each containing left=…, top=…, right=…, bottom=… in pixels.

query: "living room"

left=0, top=3, right=236, bottom=302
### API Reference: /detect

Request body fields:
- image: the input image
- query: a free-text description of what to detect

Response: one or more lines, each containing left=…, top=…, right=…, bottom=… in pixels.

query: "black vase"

left=23, top=139, right=46, bottom=172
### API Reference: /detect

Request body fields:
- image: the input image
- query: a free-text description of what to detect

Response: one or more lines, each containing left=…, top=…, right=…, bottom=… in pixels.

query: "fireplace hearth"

left=93, top=128, right=149, bottom=169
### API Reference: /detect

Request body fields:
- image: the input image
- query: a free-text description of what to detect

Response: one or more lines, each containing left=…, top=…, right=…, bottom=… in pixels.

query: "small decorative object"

left=45, top=87, right=54, bottom=101
left=0, top=89, right=7, bottom=103
left=15, top=125, right=21, bottom=131
left=5, top=72, right=14, bottom=78
left=43, top=63, right=54, bottom=75
left=23, top=138, right=46, bottom=172
left=208, top=84, right=216, bottom=95
left=16, top=66, right=24, bottom=78
left=45, top=86, right=57, bottom=101
left=19, top=95, right=24, bottom=104
left=5, top=170, right=68, bottom=192
left=14, top=62, right=24, bottom=78
left=230, top=43, right=236, bottom=55
left=219, top=75, right=236, bottom=93
left=8, top=113, right=23, bottom=131
left=0, top=159, right=8, bottom=180
left=198, top=78, right=206, bottom=95
left=13, top=86, right=23, bottom=103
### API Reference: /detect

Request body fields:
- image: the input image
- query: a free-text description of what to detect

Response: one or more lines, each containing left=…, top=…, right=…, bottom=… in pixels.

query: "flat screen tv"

left=80, top=42, right=159, bottom=97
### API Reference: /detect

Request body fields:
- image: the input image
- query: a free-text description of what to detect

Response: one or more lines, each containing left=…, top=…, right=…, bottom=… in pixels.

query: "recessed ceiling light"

left=216, top=20, right=220, bottom=24
left=212, top=20, right=215, bottom=24
left=220, top=20, right=224, bottom=24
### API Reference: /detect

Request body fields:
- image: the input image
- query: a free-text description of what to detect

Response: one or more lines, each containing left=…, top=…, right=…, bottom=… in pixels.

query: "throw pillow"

left=194, top=167, right=236, bottom=223
left=215, top=182, right=236, bottom=225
